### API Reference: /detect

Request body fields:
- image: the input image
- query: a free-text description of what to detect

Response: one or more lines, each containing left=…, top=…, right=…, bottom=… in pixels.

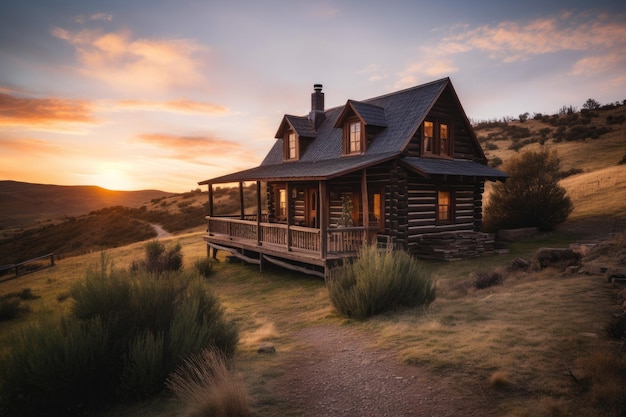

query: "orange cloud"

left=0, top=137, right=67, bottom=155
left=51, top=27, right=208, bottom=93
left=0, top=93, right=95, bottom=130
left=135, top=133, right=254, bottom=162
left=399, top=11, right=626, bottom=84
left=117, top=99, right=230, bottom=115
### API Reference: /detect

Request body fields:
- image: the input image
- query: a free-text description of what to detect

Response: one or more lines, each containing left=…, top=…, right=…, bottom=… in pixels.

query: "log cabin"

left=198, top=78, right=507, bottom=278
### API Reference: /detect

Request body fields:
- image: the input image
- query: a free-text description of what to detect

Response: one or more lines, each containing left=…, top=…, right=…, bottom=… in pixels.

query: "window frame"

left=344, top=117, right=364, bottom=155
left=284, top=129, right=298, bottom=161
left=421, top=119, right=453, bottom=157
left=275, top=186, right=287, bottom=222
left=436, top=189, right=455, bottom=225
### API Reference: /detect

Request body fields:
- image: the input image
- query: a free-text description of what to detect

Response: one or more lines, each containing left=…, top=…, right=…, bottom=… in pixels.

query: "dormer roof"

left=274, top=115, right=316, bottom=139
left=333, top=100, right=387, bottom=128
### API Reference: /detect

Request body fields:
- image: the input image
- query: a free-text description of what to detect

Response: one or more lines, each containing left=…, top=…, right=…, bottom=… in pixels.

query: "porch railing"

left=206, top=217, right=377, bottom=256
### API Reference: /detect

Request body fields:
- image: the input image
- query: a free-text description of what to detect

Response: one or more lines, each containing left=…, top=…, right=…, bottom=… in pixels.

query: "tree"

left=483, top=148, right=573, bottom=232
left=582, top=98, right=600, bottom=110
left=519, top=112, right=529, bottom=123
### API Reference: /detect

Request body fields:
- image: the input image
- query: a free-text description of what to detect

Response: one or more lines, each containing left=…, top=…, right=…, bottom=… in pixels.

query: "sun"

left=97, top=167, right=133, bottom=191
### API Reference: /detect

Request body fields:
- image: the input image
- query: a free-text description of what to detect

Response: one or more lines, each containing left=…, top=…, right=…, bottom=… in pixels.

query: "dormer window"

left=422, top=119, right=452, bottom=157
left=343, top=118, right=364, bottom=155
left=287, top=130, right=297, bottom=160
left=349, top=121, right=362, bottom=153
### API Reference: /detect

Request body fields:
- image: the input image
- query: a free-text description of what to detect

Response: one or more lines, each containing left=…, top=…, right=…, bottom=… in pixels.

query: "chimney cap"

left=313, top=84, right=323, bottom=92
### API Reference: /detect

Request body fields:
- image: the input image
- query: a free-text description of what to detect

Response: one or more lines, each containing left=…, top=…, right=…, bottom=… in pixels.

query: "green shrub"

left=327, top=245, right=435, bottom=319
left=194, top=257, right=215, bottom=278
left=483, top=148, right=573, bottom=232
left=135, top=240, right=183, bottom=274
left=0, top=317, right=111, bottom=416
left=0, top=250, right=238, bottom=416
left=0, top=297, right=26, bottom=321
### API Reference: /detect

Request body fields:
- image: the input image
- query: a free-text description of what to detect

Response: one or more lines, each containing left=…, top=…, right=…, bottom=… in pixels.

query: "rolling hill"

left=0, top=181, right=171, bottom=229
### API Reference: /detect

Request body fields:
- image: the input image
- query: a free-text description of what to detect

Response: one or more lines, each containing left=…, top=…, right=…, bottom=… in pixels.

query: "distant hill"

left=0, top=181, right=171, bottom=229
left=474, top=103, right=626, bottom=227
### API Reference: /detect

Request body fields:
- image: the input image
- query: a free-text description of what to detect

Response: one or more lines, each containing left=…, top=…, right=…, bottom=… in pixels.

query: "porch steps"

left=412, top=231, right=498, bottom=261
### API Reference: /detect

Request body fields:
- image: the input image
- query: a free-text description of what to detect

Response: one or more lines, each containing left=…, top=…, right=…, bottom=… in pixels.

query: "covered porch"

left=199, top=162, right=390, bottom=278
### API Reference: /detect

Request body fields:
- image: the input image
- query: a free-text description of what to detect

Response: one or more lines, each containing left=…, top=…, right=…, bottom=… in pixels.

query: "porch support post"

left=256, top=181, right=262, bottom=245
left=208, top=183, right=214, bottom=217
left=319, top=180, right=327, bottom=258
left=286, top=183, right=292, bottom=251
left=361, top=169, right=370, bottom=244
left=239, top=182, right=245, bottom=220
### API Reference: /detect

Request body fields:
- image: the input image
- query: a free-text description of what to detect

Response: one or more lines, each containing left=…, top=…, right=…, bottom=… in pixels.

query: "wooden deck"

left=204, top=217, right=379, bottom=277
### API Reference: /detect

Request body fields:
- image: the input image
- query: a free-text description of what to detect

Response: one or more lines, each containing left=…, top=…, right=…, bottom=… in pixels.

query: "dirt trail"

left=150, top=224, right=172, bottom=238
left=275, top=326, right=498, bottom=417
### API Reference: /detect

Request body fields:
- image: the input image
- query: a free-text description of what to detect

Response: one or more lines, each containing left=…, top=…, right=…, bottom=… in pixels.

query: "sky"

left=1, top=0, right=625, bottom=192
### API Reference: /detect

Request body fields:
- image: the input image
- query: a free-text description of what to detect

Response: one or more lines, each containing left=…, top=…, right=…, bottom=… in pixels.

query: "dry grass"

left=560, top=166, right=626, bottom=220
left=1, top=228, right=623, bottom=416
left=167, top=347, right=250, bottom=417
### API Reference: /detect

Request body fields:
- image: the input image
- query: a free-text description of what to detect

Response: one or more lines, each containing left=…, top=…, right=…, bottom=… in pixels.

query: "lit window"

left=349, top=121, right=361, bottom=153
left=423, top=121, right=433, bottom=153
left=437, top=190, right=451, bottom=223
left=373, top=193, right=381, bottom=221
left=440, top=123, right=449, bottom=156
left=422, top=120, right=452, bottom=157
left=287, top=131, right=297, bottom=159
left=278, top=188, right=287, bottom=220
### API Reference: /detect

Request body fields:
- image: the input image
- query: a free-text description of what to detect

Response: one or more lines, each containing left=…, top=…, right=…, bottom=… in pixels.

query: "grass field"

left=1, top=226, right=623, bottom=416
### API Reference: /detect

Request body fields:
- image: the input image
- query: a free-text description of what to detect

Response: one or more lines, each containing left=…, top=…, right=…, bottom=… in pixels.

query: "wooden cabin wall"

left=405, top=86, right=478, bottom=160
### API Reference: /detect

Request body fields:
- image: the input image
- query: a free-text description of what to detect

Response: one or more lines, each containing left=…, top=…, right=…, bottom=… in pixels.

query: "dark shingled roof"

left=334, top=100, right=388, bottom=128
left=200, top=77, right=505, bottom=185
left=401, top=157, right=508, bottom=180
left=274, top=115, right=317, bottom=139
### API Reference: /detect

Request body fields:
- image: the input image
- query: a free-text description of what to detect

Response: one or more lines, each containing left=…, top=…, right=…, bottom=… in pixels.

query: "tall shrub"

left=327, top=245, right=435, bottom=319
left=483, top=148, right=573, bottom=232
left=0, top=252, right=238, bottom=416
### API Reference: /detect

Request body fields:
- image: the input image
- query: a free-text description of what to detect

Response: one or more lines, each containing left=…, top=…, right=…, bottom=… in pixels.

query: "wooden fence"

left=0, top=253, right=55, bottom=282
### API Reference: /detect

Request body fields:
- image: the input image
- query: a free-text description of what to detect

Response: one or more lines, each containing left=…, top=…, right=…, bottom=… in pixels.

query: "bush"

left=0, top=297, right=27, bottom=321
left=194, top=257, right=215, bottom=278
left=483, top=148, right=573, bottom=232
left=0, top=251, right=238, bottom=416
left=473, top=270, right=503, bottom=289
left=167, top=348, right=250, bottom=417
left=132, top=240, right=183, bottom=274
left=327, top=245, right=435, bottom=319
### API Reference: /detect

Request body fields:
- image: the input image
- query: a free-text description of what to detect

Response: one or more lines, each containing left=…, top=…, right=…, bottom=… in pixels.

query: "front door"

left=306, top=187, right=318, bottom=228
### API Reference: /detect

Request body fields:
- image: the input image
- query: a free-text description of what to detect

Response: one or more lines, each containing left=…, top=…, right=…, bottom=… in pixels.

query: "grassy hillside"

left=476, top=104, right=626, bottom=222
left=0, top=181, right=171, bottom=229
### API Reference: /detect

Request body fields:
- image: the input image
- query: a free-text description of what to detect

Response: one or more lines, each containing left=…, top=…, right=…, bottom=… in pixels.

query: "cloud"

left=75, top=13, right=113, bottom=24
left=0, top=137, right=67, bottom=155
left=397, top=11, right=626, bottom=86
left=51, top=27, right=208, bottom=93
left=0, top=92, right=96, bottom=131
left=116, top=99, right=230, bottom=115
left=358, top=64, right=388, bottom=82
left=134, top=133, right=254, bottom=162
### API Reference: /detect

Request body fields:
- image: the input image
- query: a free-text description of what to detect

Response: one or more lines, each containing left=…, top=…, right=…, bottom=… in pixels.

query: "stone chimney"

left=309, top=84, right=325, bottom=130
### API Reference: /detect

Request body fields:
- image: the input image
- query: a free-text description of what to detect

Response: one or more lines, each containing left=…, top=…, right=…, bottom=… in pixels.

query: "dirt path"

left=275, top=326, right=498, bottom=417
left=150, top=224, right=172, bottom=238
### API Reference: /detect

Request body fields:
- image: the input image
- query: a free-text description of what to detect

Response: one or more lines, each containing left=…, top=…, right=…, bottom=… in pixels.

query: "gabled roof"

left=274, top=114, right=316, bottom=139
left=333, top=100, right=387, bottom=128
left=200, top=77, right=500, bottom=185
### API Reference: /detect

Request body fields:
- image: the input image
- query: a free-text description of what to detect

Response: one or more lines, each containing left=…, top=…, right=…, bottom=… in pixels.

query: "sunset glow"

left=1, top=1, right=625, bottom=192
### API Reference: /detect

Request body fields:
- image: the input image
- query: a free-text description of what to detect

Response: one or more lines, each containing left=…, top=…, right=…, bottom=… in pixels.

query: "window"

left=439, top=123, right=449, bottom=156
left=285, top=130, right=297, bottom=160
left=423, top=121, right=433, bottom=153
left=437, top=190, right=453, bottom=223
left=288, top=131, right=296, bottom=159
left=348, top=121, right=361, bottom=153
left=422, top=120, right=452, bottom=157
left=277, top=188, right=287, bottom=221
